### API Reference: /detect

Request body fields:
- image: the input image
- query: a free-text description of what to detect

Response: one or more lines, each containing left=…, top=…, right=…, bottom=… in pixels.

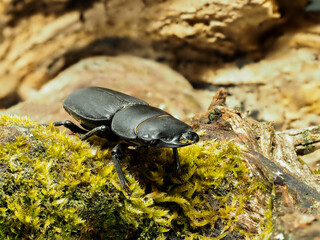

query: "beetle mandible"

left=52, top=87, right=199, bottom=195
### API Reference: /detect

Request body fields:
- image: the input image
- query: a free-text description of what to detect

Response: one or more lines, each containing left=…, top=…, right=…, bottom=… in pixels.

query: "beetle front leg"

left=52, top=120, right=88, bottom=134
left=172, top=148, right=181, bottom=174
left=112, top=143, right=132, bottom=196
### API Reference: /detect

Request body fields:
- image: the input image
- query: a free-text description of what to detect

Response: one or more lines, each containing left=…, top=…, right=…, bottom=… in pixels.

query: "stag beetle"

left=52, top=87, right=199, bottom=195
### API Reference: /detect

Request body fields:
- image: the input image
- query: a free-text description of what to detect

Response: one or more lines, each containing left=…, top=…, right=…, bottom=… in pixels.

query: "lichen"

left=0, top=115, right=272, bottom=239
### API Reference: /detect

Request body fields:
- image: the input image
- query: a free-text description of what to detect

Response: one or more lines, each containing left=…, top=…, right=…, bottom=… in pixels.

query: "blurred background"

left=0, top=0, right=319, bottom=166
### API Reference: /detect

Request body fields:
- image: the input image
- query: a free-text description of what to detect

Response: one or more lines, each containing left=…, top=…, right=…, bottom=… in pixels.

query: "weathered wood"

left=277, top=126, right=320, bottom=155
left=193, top=90, right=320, bottom=239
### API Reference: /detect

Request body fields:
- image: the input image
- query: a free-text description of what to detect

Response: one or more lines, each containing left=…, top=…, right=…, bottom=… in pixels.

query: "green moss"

left=313, top=168, right=320, bottom=174
left=0, top=115, right=272, bottom=239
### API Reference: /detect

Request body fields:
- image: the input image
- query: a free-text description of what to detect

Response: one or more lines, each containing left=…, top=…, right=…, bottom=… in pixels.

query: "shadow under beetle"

left=52, top=87, right=199, bottom=195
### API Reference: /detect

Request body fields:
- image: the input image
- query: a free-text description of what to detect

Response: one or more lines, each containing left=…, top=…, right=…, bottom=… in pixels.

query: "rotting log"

left=0, top=88, right=320, bottom=238
left=193, top=89, right=320, bottom=239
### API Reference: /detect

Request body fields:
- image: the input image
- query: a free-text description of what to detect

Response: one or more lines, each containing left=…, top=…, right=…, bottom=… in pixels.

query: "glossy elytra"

left=52, top=87, right=199, bottom=195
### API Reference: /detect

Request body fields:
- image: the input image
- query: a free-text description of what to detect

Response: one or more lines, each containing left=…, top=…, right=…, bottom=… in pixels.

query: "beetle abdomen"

left=63, top=87, right=148, bottom=129
left=111, top=105, right=171, bottom=140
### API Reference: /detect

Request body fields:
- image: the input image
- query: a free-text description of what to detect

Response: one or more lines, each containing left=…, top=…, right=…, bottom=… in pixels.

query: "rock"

left=5, top=55, right=203, bottom=124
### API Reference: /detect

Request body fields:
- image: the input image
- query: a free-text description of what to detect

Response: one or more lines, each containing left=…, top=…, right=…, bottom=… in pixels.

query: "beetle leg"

left=79, top=125, right=111, bottom=140
left=52, top=120, right=88, bottom=134
left=112, top=143, right=132, bottom=196
left=172, top=148, right=181, bottom=174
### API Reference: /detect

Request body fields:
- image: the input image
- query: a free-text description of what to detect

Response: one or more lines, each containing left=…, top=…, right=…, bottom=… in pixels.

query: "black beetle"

left=52, top=87, right=199, bottom=195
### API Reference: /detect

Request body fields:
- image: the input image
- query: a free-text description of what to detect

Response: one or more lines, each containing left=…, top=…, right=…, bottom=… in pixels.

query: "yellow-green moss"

left=313, top=168, right=320, bottom=174
left=0, top=115, right=272, bottom=239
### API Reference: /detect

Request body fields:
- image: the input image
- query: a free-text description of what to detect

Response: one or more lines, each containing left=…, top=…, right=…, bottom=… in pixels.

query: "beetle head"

left=179, top=131, right=199, bottom=145
left=154, top=130, right=199, bottom=148
left=136, top=116, right=199, bottom=148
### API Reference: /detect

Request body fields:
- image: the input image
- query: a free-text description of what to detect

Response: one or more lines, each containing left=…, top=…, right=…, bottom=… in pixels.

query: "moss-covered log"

left=0, top=115, right=273, bottom=239
left=0, top=90, right=319, bottom=239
